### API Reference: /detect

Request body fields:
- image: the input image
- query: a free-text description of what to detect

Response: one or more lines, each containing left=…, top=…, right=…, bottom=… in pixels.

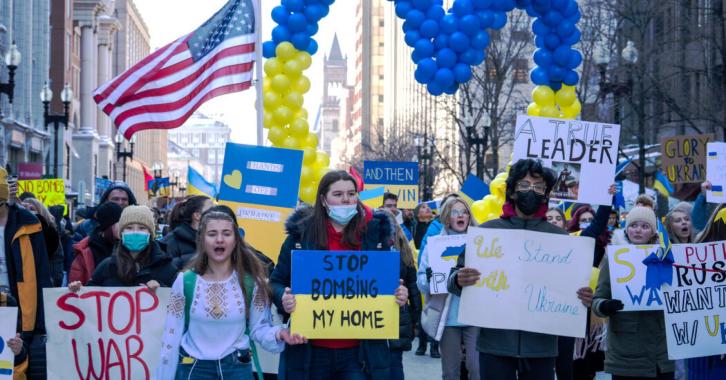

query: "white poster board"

left=607, top=244, right=664, bottom=311
left=513, top=115, right=621, bottom=206
left=458, top=228, right=594, bottom=338
left=0, top=307, right=17, bottom=378
left=427, top=234, right=469, bottom=294
left=44, top=287, right=170, bottom=380
left=706, top=142, right=726, bottom=203
left=663, top=241, right=726, bottom=359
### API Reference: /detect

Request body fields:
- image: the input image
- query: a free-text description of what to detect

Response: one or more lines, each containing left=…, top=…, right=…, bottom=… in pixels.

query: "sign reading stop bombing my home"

left=217, top=143, right=302, bottom=263
left=363, top=161, right=419, bottom=208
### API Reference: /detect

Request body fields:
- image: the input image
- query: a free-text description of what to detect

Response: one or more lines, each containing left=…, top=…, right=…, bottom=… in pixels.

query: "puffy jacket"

left=270, top=206, right=397, bottom=379
left=390, top=255, right=420, bottom=352
left=159, top=223, right=197, bottom=269
left=74, top=184, right=138, bottom=243
left=88, top=241, right=177, bottom=287
left=448, top=216, right=568, bottom=358
left=69, top=231, right=115, bottom=285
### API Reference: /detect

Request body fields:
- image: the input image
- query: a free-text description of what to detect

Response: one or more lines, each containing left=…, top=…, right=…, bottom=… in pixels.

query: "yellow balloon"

left=273, top=106, right=294, bottom=124
left=303, top=147, right=317, bottom=164
left=292, top=76, right=311, bottom=94
left=275, top=42, right=296, bottom=61
left=283, top=59, right=303, bottom=78
left=555, top=86, right=576, bottom=107
left=263, top=91, right=282, bottom=111
left=282, top=136, right=300, bottom=150
left=527, top=102, right=541, bottom=116
left=262, top=113, right=274, bottom=129
left=315, top=151, right=330, bottom=168
left=304, top=133, right=318, bottom=149
left=285, top=92, right=304, bottom=110
left=561, top=99, right=582, bottom=119
left=264, top=58, right=283, bottom=76
left=532, top=85, right=555, bottom=107
left=315, top=165, right=330, bottom=180
left=471, top=200, right=487, bottom=223
left=300, top=165, right=314, bottom=183
left=296, top=51, right=312, bottom=70
left=485, top=213, right=498, bottom=221
left=268, top=126, right=286, bottom=145
left=270, top=74, right=291, bottom=93
left=299, top=185, right=317, bottom=205
left=290, top=118, right=309, bottom=138
left=539, top=105, right=560, bottom=118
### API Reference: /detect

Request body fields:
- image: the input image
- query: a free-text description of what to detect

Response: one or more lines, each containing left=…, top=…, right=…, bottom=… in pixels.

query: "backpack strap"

left=242, top=274, right=264, bottom=380
left=183, top=271, right=197, bottom=333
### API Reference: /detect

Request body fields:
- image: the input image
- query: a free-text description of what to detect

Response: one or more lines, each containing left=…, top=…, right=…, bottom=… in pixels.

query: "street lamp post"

left=115, top=133, right=136, bottom=182
left=40, top=82, right=73, bottom=178
left=151, top=161, right=164, bottom=196
left=0, top=42, right=21, bottom=111
left=415, top=134, right=433, bottom=201
left=466, top=125, right=489, bottom=179
left=169, top=169, right=180, bottom=198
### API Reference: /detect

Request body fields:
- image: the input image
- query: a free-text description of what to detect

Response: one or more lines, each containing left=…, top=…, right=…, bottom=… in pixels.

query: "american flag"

left=94, top=0, right=256, bottom=138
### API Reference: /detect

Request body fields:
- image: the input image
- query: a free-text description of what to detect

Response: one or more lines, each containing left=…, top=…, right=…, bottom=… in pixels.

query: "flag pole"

left=254, top=0, right=264, bottom=146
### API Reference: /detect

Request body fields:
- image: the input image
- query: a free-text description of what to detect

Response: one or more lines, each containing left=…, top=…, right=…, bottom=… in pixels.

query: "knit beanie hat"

left=119, top=205, right=156, bottom=238
left=94, top=202, right=123, bottom=231
left=626, top=206, right=657, bottom=232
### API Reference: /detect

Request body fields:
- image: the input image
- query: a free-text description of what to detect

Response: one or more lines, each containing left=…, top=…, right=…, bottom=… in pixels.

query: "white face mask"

left=327, top=204, right=359, bottom=225
left=395, top=211, right=404, bottom=225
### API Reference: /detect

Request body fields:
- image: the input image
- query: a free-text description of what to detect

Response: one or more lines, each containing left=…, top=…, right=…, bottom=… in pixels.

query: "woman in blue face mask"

left=69, top=205, right=178, bottom=291
left=270, top=170, right=410, bottom=380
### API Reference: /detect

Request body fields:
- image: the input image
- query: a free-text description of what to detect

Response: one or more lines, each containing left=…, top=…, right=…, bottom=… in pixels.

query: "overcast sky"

left=133, top=0, right=357, bottom=144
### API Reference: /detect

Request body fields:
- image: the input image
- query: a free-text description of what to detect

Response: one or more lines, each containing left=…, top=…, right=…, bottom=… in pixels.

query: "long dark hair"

left=167, top=195, right=210, bottom=230
left=115, top=227, right=154, bottom=285
left=188, top=211, right=270, bottom=316
left=696, top=204, right=726, bottom=243
left=310, top=170, right=366, bottom=249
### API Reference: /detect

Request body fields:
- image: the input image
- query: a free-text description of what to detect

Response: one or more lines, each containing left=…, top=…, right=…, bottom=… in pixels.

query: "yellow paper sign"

left=17, top=179, right=67, bottom=215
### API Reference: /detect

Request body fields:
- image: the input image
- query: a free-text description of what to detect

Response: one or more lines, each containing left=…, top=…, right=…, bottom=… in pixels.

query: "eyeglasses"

left=451, top=209, right=470, bottom=218
left=515, top=181, right=547, bottom=195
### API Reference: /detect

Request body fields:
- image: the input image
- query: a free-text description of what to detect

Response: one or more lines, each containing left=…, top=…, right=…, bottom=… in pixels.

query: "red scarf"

left=501, top=202, right=548, bottom=219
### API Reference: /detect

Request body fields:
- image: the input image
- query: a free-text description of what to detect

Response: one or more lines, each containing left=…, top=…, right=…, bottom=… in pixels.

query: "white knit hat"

left=626, top=206, right=657, bottom=232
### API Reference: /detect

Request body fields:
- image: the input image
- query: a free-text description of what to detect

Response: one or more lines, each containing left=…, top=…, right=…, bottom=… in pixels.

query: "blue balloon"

left=515, top=0, right=532, bottom=8
left=569, top=9, right=582, bottom=23
left=306, top=23, right=319, bottom=36
left=435, top=48, right=457, bottom=68
left=453, top=63, right=472, bottom=83
left=477, top=10, right=494, bottom=28
left=440, top=14, right=458, bottom=34
left=567, top=50, right=583, bottom=69
left=460, top=15, right=481, bottom=36
left=535, top=35, right=545, bottom=48
left=262, top=41, right=276, bottom=58
left=543, top=11, right=563, bottom=27
left=271, top=25, right=291, bottom=43
left=551, top=0, right=568, bottom=10
left=427, top=6, right=445, bottom=21
left=532, top=19, right=550, bottom=36
left=453, top=0, right=474, bottom=16
left=416, top=58, right=437, bottom=83
left=526, top=5, right=541, bottom=18
left=434, top=68, right=455, bottom=88
left=530, top=67, right=549, bottom=85
left=291, top=33, right=311, bottom=50
left=548, top=65, right=564, bottom=81
left=470, top=31, right=490, bottom=49
left=554, top=45, right=571, bottom=66
left=304, top=5, right=324, bottom=22
left=406, top=9, right=426, bottom=28
left=411, top=49, right=424, bottom=63
left=413, top=0, right=434, bottom=10
left=414, top=39, right=435, bottom=58
left=404, top=31, right=422, bottom=47
left=427, top=82, right=444, bottom=96
left=471, top=49, right=486, bottom=65
left=319, top=0, right=335, bottom=5
left=562, top=29, right=581, bottom=46
left=556, top=21, right=576, bottom=39
left=287, top=13, right=308, bottom=33
left=444, top=83, right=459, bottom=95
left=491, top=12, right=507, bottom=29
left=563, top=0, right=578, bottom=17
left=549, top=81, right=562, bottom=91
left=396, top=2, right=414, bottom=18
left=271, top=6, right=290, bottom=24
left=449, top=32, right=470, bottom=53
left=532, top=0, right=551, bottom=14
left=544, top=33, right=560, bottom=50
left=282, top=0, right=304, bottom=13
left=473, top=0, right=493, bottom=9
left=306, top=38, right=318, bottom=54
left=320, top=5, right=330, bottom=18
left=433, top=34, right=449, bottom=50
left=563, top=70, right=579, bottom=86
left=492, top=0, right=516, bottom=12
left=420, top=19, right=440, bottom=39
left=402, top=20, right=413, bottom=33
left=533, top=48, right=553, bottom=66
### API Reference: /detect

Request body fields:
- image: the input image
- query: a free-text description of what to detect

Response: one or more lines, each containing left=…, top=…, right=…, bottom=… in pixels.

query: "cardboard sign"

left=0, top=308, right=17, bottom=378
left=706, top=142, right=726, bottom=204
left=363, top=161, right=419, bottom=208
left=17, top=179, right=67, bottom=215
left=427, top=234, right=468, bottom=294
left=663, top=241, right=726, bottom=359
left=291, top=250, right=400, bottom=339
left=458, top=228, right=593, bottom=338
left=217, top=143, right=303, bottom=262
left=660, top=134, right=713, bottom=184
left=606, top=245, right=664, bottom=311
left=44, top=287, right=170, bottom=380
left=513, top=116, right=621, bottom=206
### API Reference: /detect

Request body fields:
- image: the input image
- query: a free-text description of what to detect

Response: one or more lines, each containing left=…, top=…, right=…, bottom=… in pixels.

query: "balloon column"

left=471, top=167, right=507, bottom=224
left=263, top=0, right=335, bottom=205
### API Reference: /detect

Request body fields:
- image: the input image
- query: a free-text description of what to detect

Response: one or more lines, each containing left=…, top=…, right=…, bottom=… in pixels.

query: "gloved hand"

left=599, top=299, right=624, bottom=316
left=425, top=267, right=433, bottom=282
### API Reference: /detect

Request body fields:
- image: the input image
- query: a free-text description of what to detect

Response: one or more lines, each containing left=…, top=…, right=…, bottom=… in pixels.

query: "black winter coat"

left=159, top=223, right=197, bottom=269
left=88, top=241, right=177, bottom=287
left=389, top=258, right=420, bottom=351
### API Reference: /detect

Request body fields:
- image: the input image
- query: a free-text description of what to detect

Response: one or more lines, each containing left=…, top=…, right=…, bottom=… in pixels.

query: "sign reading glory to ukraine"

left=660, top=134, right=713, bottom=184
left=363, top=161, right=418, bottom=208
left=513, top=115, right=621, bottom=206
left=218, top=143, right=303, bottom=262
left=291, top=250, right=400, bottom=339
left=458, top=228, right=593, bottom=338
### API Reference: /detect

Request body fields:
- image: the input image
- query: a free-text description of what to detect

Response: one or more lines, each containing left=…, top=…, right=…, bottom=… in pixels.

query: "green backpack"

left=183, top=271, right=264, bottom=380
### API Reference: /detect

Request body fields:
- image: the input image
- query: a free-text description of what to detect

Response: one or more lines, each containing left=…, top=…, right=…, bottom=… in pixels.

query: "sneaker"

left=430, top=343, right=441, bottom=359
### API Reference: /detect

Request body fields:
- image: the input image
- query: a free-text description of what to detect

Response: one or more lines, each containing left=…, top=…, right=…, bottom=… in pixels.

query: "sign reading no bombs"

left=17, top=179, right=67, bottom=215
left=363, top=161, right=419, bottom=208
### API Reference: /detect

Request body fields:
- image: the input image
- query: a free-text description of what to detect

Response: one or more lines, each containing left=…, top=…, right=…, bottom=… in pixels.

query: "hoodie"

left=74, top=184, right=138, bottom=242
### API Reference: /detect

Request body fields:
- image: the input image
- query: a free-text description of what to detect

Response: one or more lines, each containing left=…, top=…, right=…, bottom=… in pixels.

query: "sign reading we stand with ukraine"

left=217, top=143, right=302, bottom=262
left=363, top=161, right=418, bottom=208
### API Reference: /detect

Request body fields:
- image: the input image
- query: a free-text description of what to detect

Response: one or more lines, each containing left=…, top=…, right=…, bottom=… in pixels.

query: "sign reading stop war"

left=663, top=241, right=726, bottom=360
left=458, top=228, right=593, bottom=338
left=607, top=244, right=665, bottom=311
left=660, top=134, right=713, bottom=184
left=43, top=287, right=170, bottom=380
left=17, top=179, right=66, bottom=215
left=291, top=250, right=400, bottom=339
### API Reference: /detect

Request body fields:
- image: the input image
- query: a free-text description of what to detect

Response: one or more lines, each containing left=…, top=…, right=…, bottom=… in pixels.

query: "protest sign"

left=660, top=134, right=713, bottom=184
left=18, top=163, right=43, bottom=180
left=217, top=143, right=303, bottom=262
left=663, top=241, right=726, bottom=359
left=606, top=245, right=664, bottom=311
left=513, top=115, right=620, bottom=206
left=291, top=250, right=400, bottom=339
left=427, top=234, right=469, bottom=294
left=95, top=178, right=113, bottom=204
left=0, top=308, right=17, bottom=378
left=363, top=161, right=419, bottom=208
left=44, top=287, right=170, bottom=380
left=458, top=228, right=593, bottom=337
left=17, top=179, right=66, bottom=215
left=706, top=142, right=726, bottom=203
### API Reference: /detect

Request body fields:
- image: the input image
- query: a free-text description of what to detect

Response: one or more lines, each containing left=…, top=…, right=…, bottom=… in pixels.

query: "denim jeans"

left=390, top=349, right=404, bottom=380
left=175, top=349, right=253, bottom=380
left=309, top=346, right=366, bottom=380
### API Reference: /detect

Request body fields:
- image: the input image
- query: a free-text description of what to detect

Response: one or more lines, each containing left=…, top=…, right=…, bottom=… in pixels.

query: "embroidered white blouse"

left=155, top=271, right=284, bottom=379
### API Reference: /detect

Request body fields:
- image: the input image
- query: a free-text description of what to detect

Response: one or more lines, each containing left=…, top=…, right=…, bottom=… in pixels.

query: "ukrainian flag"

left=458, top=174, right=489, bottom=206
left=708, top=151, right=718, bottom=160
left=187, top=166, right=217, bottom=198
left=653, top=170, right=674, bottom=197
left=657, top=218, right=672, bottom=258
left=359, top=187, right=385, bottom=208
left=558, top=201, right=576, bottom=220
left=711, top=185, right=724, bottom=197
left=147, top=177, right=171, bottom=197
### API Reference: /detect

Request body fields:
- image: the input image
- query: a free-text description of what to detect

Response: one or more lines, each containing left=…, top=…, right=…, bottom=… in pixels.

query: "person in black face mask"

left=447, top=159, right=594, bottom=380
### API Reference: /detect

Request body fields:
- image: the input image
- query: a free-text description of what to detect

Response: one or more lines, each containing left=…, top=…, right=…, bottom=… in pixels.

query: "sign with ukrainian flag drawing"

left=217, top=143, right=302, bottom=262
left=427, top=234, right=468, bottom=294
left=363, top=161, right=418, bottom=208
left=706, top=142, right=726, bottom=204
left=291, top=250, right=400, bottom=339
left=0, top=307, right=17, bottom=378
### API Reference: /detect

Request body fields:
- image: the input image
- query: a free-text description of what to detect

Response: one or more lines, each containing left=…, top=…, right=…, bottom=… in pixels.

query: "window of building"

left=378, top=95, right=384, bottom=102
left=512, top=58, right=529, bottom=84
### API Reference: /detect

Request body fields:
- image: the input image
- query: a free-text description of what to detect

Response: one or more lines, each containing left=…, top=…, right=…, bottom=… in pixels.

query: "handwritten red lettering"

left=57, top=293, right=85, bottom=330
left=108, top=291, right=134, bottom=335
